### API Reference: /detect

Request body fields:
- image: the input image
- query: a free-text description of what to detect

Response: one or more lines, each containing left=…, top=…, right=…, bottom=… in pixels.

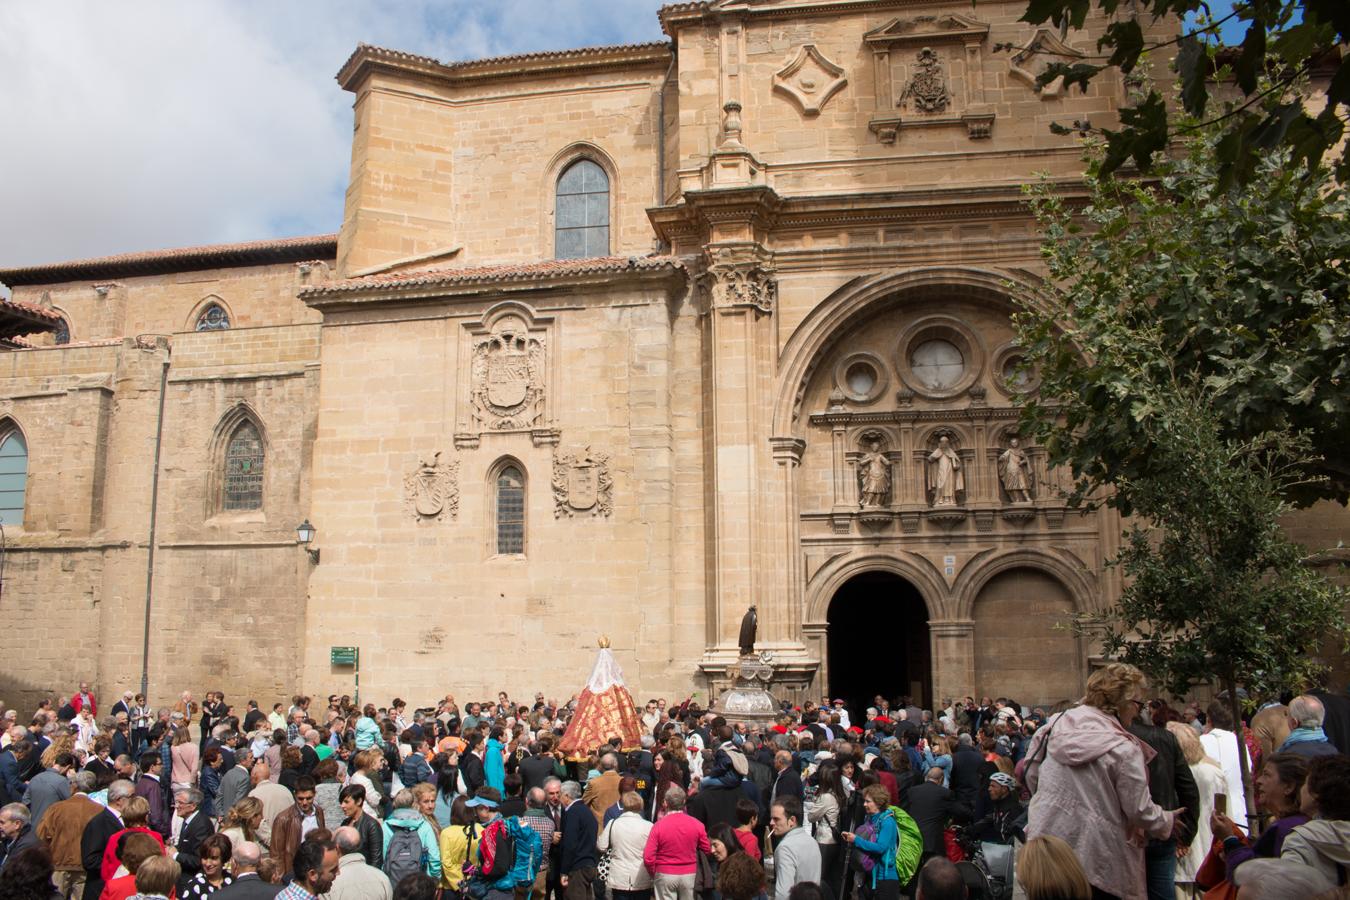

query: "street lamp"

left=296, top=519, right=319, bottom=564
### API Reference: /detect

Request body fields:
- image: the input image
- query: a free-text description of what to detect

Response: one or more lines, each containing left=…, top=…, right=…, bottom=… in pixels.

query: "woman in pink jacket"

left=1023, top=663, right=1182, bottom=900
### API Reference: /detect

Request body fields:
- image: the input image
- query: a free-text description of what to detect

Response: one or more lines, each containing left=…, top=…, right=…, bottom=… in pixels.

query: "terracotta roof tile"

left=0, top=298, right=64, bottom=323
left=337, top=40, right=671, bottom=88
left=301, top=255, right=684, bottom=298
left=0, top=233, right=338, bottom=287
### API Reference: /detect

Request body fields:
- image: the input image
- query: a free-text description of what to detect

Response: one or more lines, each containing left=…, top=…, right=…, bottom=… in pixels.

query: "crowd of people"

left=0, top=668, right=1345, bottom=900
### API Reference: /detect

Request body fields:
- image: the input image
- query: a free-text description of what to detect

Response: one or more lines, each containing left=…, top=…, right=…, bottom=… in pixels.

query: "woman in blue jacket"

left=484, top=726, right=507, bottom=794
left=842, top=785, right=900, bottom=900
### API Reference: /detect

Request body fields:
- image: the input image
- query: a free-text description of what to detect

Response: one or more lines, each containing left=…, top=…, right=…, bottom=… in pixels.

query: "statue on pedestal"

left=927, top=434, right=964, bottom=507
left=738, top=605, right=757, bottom=657
left=998, top=438, right=1034, bottom=503
left=857, top=440, right=891, bottom=508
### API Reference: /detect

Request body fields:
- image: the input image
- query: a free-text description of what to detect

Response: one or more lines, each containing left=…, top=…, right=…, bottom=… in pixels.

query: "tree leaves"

left=1024, top=0, right=1350, bottom=186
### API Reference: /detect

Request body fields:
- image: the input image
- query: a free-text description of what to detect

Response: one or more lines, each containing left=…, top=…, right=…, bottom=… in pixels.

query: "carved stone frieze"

left=773, top=44, right=848, bottom=117
left=457, top=304, right=555, bottom=444
left=403, top=451, right=459, bottom=521
left=552, top=447, right=613, bottom=518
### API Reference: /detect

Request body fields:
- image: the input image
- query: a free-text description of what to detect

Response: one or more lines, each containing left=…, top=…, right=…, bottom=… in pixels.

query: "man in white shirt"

left=1199, top=699, right=1250, bottom=828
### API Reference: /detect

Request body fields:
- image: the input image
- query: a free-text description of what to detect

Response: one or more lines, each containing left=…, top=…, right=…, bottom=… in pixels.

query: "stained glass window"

left=555, top=159, right=609, bottom=259
left=0, top=430, right=27, bottom=526
left=195, top=304, right=230, bottom=332
left=53, top=318, right=70, bottom=345
left=223, top=421, right=263, bottom=510
left=495, top=465, right=525, bottom=555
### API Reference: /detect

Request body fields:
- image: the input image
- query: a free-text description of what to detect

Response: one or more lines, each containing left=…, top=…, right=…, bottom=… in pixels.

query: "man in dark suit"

left=212, top=840, right=281, bottom=900
left=558, top=781, right=598, bottom=900
left=80, top=779, right=137, bottom=900
left=170, top=786, right=217, bottom=892
left=904, top=768, right=971, bottom=863
left=948, top=734, right=985, bottom=809
left=769, top=750, right=803, bottom=808
left=519, top=744, right=559, bottom=792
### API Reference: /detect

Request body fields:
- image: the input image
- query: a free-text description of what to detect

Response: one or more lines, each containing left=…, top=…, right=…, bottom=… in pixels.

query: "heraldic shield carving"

left=553, top=447, right=613, bottom=518
left=470, top=313, right=546, bottom=431
left=404, top=451, right=459, bottom=521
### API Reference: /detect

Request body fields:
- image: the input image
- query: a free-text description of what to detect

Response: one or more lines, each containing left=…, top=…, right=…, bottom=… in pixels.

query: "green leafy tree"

left=1012, top=128, right=1349, bottom=818
left=1014, top=0, right=1348, bottom=185
left=1015, top=132, right=1350, bottom=507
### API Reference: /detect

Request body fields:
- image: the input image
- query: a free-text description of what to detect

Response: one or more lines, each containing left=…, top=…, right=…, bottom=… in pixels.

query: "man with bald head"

left=214, top=841, right=281, bottom=900
left=328, top=825, right=392, bottom=900
left=247, top=762, right=293, bottom=846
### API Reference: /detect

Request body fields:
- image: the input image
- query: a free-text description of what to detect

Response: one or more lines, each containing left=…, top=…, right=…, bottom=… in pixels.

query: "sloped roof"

left=0, top=234, right=338, bottom=287
left=337, top=41, right=672, bottom=90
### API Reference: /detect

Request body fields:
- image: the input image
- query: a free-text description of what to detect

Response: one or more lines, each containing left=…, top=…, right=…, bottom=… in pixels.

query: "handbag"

left=596, top=821, right=614, bottom=883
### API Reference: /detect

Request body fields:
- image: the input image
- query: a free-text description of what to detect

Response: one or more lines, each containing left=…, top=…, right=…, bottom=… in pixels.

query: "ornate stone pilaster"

left=770, top=436, right=807, bottom=642
left=701, top=245, right=777, bottom=316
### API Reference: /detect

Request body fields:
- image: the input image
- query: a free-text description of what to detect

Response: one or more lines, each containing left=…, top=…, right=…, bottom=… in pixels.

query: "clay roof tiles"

left=0, top=233, right=338, bottom=287
left=336, top=40, right=671, bottom=88
left=301, top=255, right=683, bottom=298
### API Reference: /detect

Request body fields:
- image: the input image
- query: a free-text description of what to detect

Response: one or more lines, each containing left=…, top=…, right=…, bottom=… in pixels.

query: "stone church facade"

left=1, top=0, right=1345, bottom=712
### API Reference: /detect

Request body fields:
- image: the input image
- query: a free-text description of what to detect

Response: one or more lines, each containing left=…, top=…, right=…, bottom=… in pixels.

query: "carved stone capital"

left=769, top=436, right=807, bottom=465
left=700, top=247, right=777, bottom=315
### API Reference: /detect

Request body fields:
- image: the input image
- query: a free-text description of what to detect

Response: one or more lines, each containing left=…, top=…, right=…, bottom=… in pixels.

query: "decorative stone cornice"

left=337, top=41, right=673, bottom=92
left=659, top=0, right=947, bottom=37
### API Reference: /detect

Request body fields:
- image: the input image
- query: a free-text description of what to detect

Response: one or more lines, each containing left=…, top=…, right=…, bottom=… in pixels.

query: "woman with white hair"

left=1164, top=720, right=1226, bottom=892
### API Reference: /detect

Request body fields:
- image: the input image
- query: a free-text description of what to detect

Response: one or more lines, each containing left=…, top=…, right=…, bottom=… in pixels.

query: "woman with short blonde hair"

left=1017, top=835, right=1091, bottom=900
left=1023, top=663, right=1178, bottom=900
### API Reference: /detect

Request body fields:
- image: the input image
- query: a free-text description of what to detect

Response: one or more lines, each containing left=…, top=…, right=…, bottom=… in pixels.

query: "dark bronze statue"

left=738, top=604, right=757, bottom=657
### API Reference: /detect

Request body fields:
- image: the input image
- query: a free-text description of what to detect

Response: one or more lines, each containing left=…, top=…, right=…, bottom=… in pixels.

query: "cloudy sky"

left=0, top=1, right=666, bottom=269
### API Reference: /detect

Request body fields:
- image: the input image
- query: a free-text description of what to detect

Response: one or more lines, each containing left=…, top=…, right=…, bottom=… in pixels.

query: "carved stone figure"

left=738, top=605, right=757, bottom=657
left=998, top=438, right=1034, bottom=503
left=403, top=451, right=459, bottom=521
left=552, top=447, right=614, bottom=518
left=902, top=47, right=950, bottom=113
left=926, top=434, right=964, bottom=507
left=857, top=439, right=891, bottom=508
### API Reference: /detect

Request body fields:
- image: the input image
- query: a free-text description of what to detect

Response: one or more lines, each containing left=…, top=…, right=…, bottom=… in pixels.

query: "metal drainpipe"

left=139, top=337, right=171, bottom=699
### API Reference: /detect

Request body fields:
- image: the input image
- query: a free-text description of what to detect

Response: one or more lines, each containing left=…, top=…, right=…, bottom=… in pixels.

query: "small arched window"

left=223, top=421, right=263, bottom=510
left=0, top=428, right=28, bottom=526
left=53, top=318, right=70, bottom=345
left=195, top=303, right=230, bottom=332
left=494, top=465, right=526, bottom=555
left=555, top=159, right=609, bottom=259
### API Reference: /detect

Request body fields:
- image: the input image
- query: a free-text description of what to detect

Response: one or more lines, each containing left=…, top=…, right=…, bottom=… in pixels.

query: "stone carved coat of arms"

left=902, top=47, right=951, bottom=113
left=552, top=448, right=613, bottom=517
left=403, top=451, right=459, bottom=521
left=470, top=317, right=546, bottom=431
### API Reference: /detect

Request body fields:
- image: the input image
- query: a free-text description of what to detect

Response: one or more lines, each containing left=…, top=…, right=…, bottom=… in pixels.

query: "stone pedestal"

left=712, top=654, right=781, bottom=728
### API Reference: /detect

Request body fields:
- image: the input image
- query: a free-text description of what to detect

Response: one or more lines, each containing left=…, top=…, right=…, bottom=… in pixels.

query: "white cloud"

left=0, top=0, right=665, bottom=269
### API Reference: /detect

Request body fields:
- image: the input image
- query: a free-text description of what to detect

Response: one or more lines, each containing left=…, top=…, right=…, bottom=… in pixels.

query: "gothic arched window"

left=53, top=318, right=70, bottom=345
left=494, top=464, right=526, bottom=555
left=195, top=303, right=231, bottom=332
left=223, top=420, right=263, bottom=510
left=0, top=428, right=28, bottom=527
left=555, top=159, right=609, bottom=259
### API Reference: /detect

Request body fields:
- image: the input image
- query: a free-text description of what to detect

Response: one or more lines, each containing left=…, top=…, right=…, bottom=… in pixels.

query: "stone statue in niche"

left=998, top=438, right=1034, bottom=503
left=926, top=433, right=964, bottom=507
left=403, top=451, right=459, bottom=521
left=902, top=47, right=950, bottom=113
left=857, top=438, right=892, bottom=508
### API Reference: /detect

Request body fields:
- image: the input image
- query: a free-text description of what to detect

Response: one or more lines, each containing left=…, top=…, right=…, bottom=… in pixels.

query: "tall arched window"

left=53, top=318, right=70, bottom=345
left=494, top=465, right=526, bottom=555
left=0, top=428, right=28, bottom=526
left=223, top=421, right=263, bottom=510
left=555, top=159, right=609, bottom=259
left=195, top=303, right=230, bottom=332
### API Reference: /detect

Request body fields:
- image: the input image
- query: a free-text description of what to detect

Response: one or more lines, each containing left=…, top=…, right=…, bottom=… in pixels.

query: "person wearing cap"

left=967, top=772, right=1025, bottom=845
left=831, top=701, right=850, bottom=731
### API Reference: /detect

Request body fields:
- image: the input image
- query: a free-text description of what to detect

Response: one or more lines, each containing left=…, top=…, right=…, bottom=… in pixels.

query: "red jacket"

left=72, top=692, right=97, bottom=717
left=642, top=811, right=710, bottom=876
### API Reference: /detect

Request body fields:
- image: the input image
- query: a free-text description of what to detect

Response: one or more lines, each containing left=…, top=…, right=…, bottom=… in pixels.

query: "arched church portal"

left=827, top=572, right=930, bottom=714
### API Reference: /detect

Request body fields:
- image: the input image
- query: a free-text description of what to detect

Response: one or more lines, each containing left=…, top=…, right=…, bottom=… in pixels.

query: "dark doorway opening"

left=827, top=571, right=931, bottom=715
